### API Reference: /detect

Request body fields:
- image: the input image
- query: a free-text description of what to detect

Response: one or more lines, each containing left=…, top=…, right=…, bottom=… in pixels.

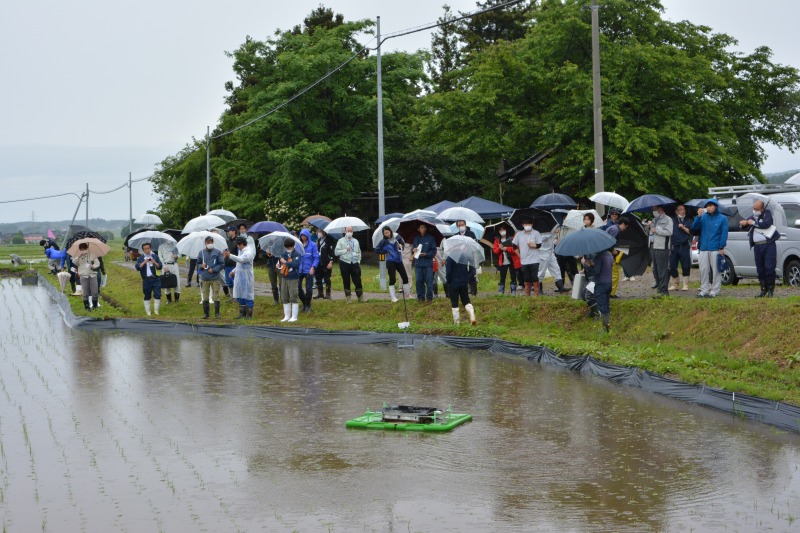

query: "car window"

left=781, top=203, right=800, bottom=227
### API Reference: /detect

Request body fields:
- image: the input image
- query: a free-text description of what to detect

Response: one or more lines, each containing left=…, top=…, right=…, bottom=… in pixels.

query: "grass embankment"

left=7, top=241, right=800, bottom=405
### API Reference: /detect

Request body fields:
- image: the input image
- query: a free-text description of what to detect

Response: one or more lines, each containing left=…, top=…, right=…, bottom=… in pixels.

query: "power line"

left=0, top=191, right=83, bottom=205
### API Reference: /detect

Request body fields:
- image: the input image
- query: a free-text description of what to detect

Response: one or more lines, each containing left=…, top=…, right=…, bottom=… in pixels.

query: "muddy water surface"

left=1, top=278, right=799, bottom=532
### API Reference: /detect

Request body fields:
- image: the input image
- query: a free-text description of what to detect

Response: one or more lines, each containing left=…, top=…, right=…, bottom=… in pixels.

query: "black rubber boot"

left=757, top=280, right=767, bottom=297
left=272, top=288, right=280, bottom=305
left=555, top=279, right=569, bottom=293
left=202, top=302, right=210, bottom=319
left=166, top=293, right=172, bottom=304
left=602, top=313, right=611, bottom=333
left=245, top=307, right=253, bottom=319
left=83, top=299, right=90, bottom=311
left=356, top=289, right=364, bottom=303
left=586, top=302, right=600, bottom=319
left=214, top=301, right=220, bottom=318
left=325, top=287, right=331, bottom=300
left=313, top=286, right=324, bottom=299
left=236, top=305, right=246, bottom=319
left=767, top=280, right=775, bottom=297
left=222, top=285, right=229, bottom=296
left=174, top=293, right=180, bottom=303
left=469, top=278, right=478, bottom=296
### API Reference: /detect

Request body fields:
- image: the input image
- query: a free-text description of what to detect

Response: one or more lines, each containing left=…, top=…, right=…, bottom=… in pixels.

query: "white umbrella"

left=563, top=209, right=603, bottom=230
left=57, top=271, right=71, bottom=293
left=326, top=216, right=369, bottom=234
left=127, top=230, right=178, bottom=252
left=134, top=213, right=163, bottom=226
left=207, top=209, right=237, bottom=222
left=438, top=206, right=485, bottom=224
left=402, top=209, right=438, bottom=220
left=181, top=214, right=227, bottom=234
left=589, top=192, right=630, bottom=211
left=176, top=231, right=227, bottom=257
left=372, top=218, right=402, bottom=248
left=443, top=235, right=485, bottom=266
left=448, top=221, right=485, bottom=240
left=258, top=231, right=304, bottom=257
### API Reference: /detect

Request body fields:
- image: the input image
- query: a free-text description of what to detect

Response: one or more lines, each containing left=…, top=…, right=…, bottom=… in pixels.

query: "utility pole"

left=85, top=183, right=89, bottom=228
left=590, top=0, right=605, bottom=216
left=129, top=172, right=133, bottom=235
left=206, top=125, right=211, bottom=213
left=376, top=16, right=387, bottom=290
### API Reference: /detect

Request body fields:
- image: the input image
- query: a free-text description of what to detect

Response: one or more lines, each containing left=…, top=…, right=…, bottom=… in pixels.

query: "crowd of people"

left=38, top=196, right=783, bottom=332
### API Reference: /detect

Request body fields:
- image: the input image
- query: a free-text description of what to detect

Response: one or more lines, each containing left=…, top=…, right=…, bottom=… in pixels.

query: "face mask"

left=239, top=230, right=247, bottom=236
left=206, top=244, right=214, bottom=250
left=317, top=232, right=323, bottom=239
left=652, top=210, right=659, bottom=216
left=285, top=247, right=293, bottom=253
left=523, top=225, right=532, bottom=232
left=753, top=210, right=762, bottom=217
left=499, top=230, right=506, bottom=237
left=346, top=232, right=353, bottom=239
left=458, top=226, right=466, bottom=234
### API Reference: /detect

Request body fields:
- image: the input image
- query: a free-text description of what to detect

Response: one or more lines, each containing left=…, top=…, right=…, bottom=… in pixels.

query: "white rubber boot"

left=153, top=299, right=161, bottom=315
left=451, top=308, right=460, bottom=325
left=280, top=304, right=291, bottom=322
left=668, top=277, right=678, bottom=291
left=389, top=286, right=398, bottom=303
left=288, top=303, right=299, bottom=322
left=143, top=300, right=151, bottom=316
left=681, top=276, right=689, bottom=291
left=465, top=303, right=476, bottom=325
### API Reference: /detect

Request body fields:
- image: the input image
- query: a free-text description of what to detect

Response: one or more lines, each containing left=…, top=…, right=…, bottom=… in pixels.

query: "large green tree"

left=416, top=0, right=800, bottom=202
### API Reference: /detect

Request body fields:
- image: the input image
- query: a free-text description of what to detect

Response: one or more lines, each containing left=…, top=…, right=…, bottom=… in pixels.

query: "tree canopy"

left=152, top=1, right=800, bottom=224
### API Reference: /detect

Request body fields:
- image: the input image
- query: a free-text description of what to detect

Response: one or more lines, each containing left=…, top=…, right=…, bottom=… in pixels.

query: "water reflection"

left=0, top=278, right=798, bottom=532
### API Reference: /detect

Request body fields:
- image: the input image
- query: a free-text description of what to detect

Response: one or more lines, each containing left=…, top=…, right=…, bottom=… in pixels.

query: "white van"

left=708, top=184, right=800, bottom=286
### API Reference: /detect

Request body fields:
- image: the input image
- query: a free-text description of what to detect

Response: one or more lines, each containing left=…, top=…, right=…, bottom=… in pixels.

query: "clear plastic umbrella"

left=207, top=209, right=237, bottom=222
left=402, top=209, right=438, bottom=220
left=176, top=231, right=227, bottom=257
left=563, top=209, right=603, bottom=230
left=134, top=213, right=163, bottom=226
left=325, top=216, right=369, bottom=234
left=126, top=230, right=178, bottom=252
left=448, top=221, right=485, bottom=240
left=589, top=192, right=630, bottom=211
left=736, top=193, right=786, bottom=223
left=258, top=231, right=304, bottom=257
left=372, top=218, right=402, bottom=248
left=181, top=214, right=226, bottom=234
left=443, top=235, right=485, bottom=266
left=438, top=206, right=485, bottom=224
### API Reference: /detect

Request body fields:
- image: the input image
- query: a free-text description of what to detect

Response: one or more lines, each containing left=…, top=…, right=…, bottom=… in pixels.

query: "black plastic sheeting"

left=39, top=274, right=800, bottom=435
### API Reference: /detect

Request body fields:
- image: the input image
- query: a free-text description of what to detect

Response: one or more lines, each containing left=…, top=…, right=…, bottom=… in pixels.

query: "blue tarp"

left=423, top=200, right=457, bottom=214
left=454, top=196, right=516, bottom=219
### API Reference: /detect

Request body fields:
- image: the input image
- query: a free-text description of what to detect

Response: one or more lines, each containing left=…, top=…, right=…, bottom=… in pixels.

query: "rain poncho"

left=229, top=244, right=255, bottom=300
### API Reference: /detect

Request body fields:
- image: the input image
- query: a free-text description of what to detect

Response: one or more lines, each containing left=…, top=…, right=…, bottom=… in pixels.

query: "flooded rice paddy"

left=1, top=278, right=799, bottom=532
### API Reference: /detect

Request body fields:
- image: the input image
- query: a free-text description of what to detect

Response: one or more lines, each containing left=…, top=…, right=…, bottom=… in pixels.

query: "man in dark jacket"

left=197, top=236, right=224, bottom=319
left=455, top=219, right=479, bottom=295
left=669, top=204, right=693, bottom=291
left=445, top=256, right=476, bottom=325
left=314, top=229, right=337, bottom=300
left=739, top=199, right=780, bottom=297
left=223, top=227, right=238, bottom=299
left=135, top=242, right=163, bottom=316
left=412, top=223, right=438, bottom=303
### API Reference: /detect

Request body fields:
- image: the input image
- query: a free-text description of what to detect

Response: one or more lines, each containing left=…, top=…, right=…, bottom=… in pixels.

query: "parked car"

left=707, top=184, right=800, bottom=286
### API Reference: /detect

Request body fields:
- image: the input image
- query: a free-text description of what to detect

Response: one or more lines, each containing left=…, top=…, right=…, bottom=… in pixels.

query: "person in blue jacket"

left=691, top=198, right=729, bottom=298
left=739, top=199, right=781, bottom=297
left=374, top=226, right=409, bottom=302
left=412, top=223, right=438, bottom=303
left=135, top=242, right=163, bottom=316
left=297, top=228, right=320, bottom=313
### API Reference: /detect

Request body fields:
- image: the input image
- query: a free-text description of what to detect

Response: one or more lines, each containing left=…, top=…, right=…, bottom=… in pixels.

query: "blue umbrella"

left=624, top=194, right=677, bottom=213
left=531, top=193, right=577, bottom=211
left=375, top=212, right=405, bottom=224
left=248, top=220, right=288, bottom=234
left=683, top=198, right=735, bottom=217
left=311, top=219, right=343, bottom=238
left=555, top=228, right=617, bottom=257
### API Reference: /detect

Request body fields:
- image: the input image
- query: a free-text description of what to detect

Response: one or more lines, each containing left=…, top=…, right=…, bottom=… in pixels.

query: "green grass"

left=7, top=240, right=800, bottom=405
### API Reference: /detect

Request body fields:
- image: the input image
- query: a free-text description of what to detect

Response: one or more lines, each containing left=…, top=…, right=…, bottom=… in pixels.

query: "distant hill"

left=0, top=219, right=128, bottom=235
left=765, top=169, right=800, bottom=184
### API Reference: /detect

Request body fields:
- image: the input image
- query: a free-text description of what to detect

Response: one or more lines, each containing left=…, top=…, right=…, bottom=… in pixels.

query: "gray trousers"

left=652, top=248, right=670, bottom=294
left=80, top=276, right=99, bottom=299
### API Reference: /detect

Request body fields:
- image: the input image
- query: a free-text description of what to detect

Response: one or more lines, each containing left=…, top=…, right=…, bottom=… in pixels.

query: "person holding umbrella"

left=512, top=217, right=543, bottom=296
left=136, top=242, right=163, bottom=316
left=492, top=222, right=520, bottom=295
left=297, top=228, right=319, bottom=313
left=334, top=226, right=364, bottom=303
left=375, top=226, right=409, bottom=303
left=223, top=236, right=256, bottom=318
left=74, top=242, right=100, bottom=311
left=445, top=240, right=478, bottom=325
left=412, top=223, right=438, bottom=303
left=739, top=198, right=780, bottom=297
left=455, top=220, right=479, bottom=296
left=279, top=238, right=303, bottom=322
left=314, top=227, right=337, bottom=300
left=159, top=238, right=181, bottom=304
left=223, top=227, right=239, bottom=300
left=197, top=236, right=224, bottom=319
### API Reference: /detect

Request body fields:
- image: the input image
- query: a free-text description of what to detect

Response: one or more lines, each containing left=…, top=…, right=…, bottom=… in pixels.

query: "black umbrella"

left=162, top=229, right=184, bottom=242
left=123, top=227, right=152, bottom=247
left=228, top=218, right=254, bottom=230
left=509, top=208, right=558, bottom=234
left=555, top=228, right=616, bottom=257
left=614, top=214, right=650, bottom=276
left=483, top=221, right=515, bottom=244
left=396, top=217, right=446, bottom=246
left=65, top=230, right=107, bottom=251
left=531, top=193, right=577, bottom=211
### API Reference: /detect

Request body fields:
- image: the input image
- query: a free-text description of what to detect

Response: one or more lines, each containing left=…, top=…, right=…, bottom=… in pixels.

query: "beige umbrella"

left=66, top=237, right=111, bottom=257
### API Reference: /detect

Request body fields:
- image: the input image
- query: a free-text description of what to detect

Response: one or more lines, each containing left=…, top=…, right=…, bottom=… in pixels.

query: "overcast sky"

left=1, top=0, right=798, bottom=224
